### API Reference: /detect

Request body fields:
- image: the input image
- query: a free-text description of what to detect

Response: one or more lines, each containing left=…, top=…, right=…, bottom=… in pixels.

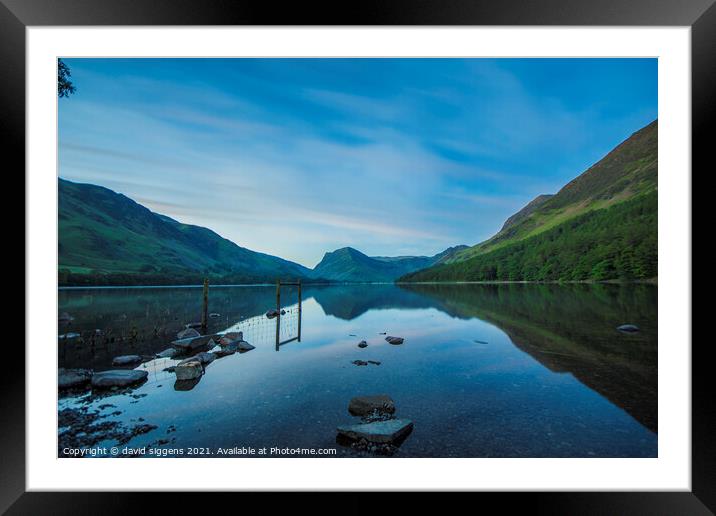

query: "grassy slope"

left=402, top=120, right=657, bottom=282
left=448, top=119, right=657, bottom=263
left=58, top=179, right=312, bottom=285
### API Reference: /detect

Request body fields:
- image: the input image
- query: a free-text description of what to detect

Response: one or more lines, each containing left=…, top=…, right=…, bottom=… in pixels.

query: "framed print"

left=6, top=0, right=712, bottom=512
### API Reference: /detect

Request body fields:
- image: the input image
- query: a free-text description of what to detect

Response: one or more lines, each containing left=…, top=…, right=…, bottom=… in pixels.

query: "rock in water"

left=156, top=348, right=179, bottom=359
left=222, top=331, right=243, bottom=341
left=209, top=313, right=221, bottom=318
left=58, top=368, right=92, bottom=389
left=177, top=327, right=201, bottom=340
left=237, top=341, right=255, bottom=352
left=91, top=370, right=148, bottom=389
left=348, top=395, right=396, bottom=416
left=385, top=336, right=404, bottom=345
left=112, top=355, right=143, bottom=366
left=213, top=348, right=235, bottom=358
left=266, top=309, right=280, bottom=319
left=358, top=341, right=368, bottom=348
left=172, top=334, right=215, bottom=351
left=617, top=324, right=640, bottom=333
left=336, top=419, right=413, bottom=444
left=175, top=361, right=203, bottom=381
left=352, top=360, right=368, bottom=366
left=179, top=352, right=216, bottom=366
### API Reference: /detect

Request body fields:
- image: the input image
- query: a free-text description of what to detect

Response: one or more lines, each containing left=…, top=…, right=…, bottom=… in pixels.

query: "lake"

left=58, top=283, right=657, bottom=458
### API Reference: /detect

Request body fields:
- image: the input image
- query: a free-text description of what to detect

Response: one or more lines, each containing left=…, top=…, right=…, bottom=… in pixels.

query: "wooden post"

left=297, top=279, right=302, bottom=342
left=275, top=279, right=281, bottom=348
left=201, top=278, right=209, bottom=332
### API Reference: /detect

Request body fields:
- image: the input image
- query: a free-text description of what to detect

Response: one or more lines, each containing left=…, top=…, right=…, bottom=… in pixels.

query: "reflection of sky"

left=60, top=291, right=657, bottom=458
left=58, top=58, right=657, bottom=267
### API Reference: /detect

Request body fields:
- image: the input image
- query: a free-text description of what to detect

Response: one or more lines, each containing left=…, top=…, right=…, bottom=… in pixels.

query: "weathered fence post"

left=201, top=278, right=209, bottom=332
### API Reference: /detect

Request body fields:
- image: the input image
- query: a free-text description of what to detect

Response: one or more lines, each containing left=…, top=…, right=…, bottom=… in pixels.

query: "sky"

left=58, top=58, right=657, bottom=268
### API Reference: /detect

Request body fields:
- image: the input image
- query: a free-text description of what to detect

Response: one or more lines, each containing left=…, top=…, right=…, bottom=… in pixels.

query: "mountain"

left=401, top=120, right=658, bottom=282
left=58, top=178, right=314, bottom=286
left=311, top=245, right=468, bottom=283
left=500, top=194, right=553, bottom=232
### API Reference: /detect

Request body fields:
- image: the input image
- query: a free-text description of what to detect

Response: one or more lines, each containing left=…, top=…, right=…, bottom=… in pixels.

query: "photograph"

left=56, top=57, right=658, bottom=459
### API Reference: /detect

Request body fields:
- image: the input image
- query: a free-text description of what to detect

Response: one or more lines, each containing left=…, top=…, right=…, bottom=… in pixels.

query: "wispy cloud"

left=59, top=58, right=657, bottom=266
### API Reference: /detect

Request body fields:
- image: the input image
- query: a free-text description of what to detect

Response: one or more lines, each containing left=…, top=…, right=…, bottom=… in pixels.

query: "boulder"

left=156, top=348, right=179, bottom=359
left=175, top=361, right=203, bottom=381
left=172, top=334, right=215, bottom=351
left=58, top=368, right=92, bottom=389
left=348, top=395, right=395, bottom=416
left=237, top=341, right=255, bottom=352
left=385, top=336, right=404, bottom=345
left=112, top=355, right=143, bottom=366
left=266, top=309, right=280, bottom=319
left=213, top=348, right=235, bottom=358
left=179, top=352, right=215, bottom=366
left=617, top=324, right=640, bottom=333
left=358, top=341, right=368, bottom=348
left=336, top=419, right=413, bottom=444
left=91, top=370, right=148, bottom=389
left=223, top=331, right=243, bottom=341
left=177, top=327, right=201, bottom=340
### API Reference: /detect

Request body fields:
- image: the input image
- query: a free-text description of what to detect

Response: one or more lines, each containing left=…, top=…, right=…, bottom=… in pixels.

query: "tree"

left=58, top=59, right=76, bottom=98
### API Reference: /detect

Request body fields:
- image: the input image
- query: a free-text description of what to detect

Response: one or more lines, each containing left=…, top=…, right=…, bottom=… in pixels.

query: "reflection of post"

left=201, top=278, right=209, bottom=333
left=275, top=279, right=281, bottom=350
left=297, top=280, right=302, bottom=342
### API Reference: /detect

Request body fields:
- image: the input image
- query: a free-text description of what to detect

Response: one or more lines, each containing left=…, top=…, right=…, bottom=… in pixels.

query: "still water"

left=58, top=283, right=657, bottom=458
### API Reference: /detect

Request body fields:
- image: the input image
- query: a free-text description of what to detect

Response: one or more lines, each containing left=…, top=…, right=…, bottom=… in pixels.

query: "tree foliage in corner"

left=58, top=59, right=76, bottom=98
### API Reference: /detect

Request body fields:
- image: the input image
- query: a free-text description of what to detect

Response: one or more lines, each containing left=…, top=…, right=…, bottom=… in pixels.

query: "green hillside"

left=58, top=178, right=314, bottom=286
left=312, top=245, right=468, bottom=283
left=401, top=120, right=657, bottom=282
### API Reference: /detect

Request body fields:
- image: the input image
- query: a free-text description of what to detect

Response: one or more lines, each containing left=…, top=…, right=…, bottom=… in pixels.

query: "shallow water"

left=58, top=283, right=657, bottom=458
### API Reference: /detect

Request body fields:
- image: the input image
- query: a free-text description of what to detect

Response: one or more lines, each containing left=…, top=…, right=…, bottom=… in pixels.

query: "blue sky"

left=59, top=58, right=657, bottom=267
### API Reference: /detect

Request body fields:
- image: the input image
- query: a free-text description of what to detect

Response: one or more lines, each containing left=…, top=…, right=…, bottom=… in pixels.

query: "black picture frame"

left=6, top=0, right=710, bottom=513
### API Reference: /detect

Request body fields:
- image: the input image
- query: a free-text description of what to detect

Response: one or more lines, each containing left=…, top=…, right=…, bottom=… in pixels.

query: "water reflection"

left=58, top=282, right=657, bottom=456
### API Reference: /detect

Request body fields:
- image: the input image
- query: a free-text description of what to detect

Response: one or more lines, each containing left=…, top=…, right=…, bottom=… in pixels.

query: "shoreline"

left=59, top=278, right=658, bottom=290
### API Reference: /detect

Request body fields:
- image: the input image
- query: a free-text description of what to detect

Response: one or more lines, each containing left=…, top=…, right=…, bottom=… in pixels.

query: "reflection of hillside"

left=400, top=283, right=658, bottom=433
left=306, top=284, right=434, bottom=320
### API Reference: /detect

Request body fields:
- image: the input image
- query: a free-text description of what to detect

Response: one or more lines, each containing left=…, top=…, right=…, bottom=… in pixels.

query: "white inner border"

left=26, top=27, right=691, bottom=491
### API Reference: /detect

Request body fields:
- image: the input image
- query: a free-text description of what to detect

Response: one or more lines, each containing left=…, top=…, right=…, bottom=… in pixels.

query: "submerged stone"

left=385, top=336, right=404, bottom=345
left=348, top=395, right=395, bottom=416
left=91, top=370, right=148, bottom=389
left=358, top=341, right=368, bottom=348
left=617, top=324, right=640, bottom=333
left=336, top=419, right=413, bottom=444
left=112, top=355, right=143, bottom=366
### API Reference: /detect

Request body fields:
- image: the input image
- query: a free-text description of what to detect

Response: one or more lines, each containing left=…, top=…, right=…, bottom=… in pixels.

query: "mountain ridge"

left=401, top=119, right=658, bottom=282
